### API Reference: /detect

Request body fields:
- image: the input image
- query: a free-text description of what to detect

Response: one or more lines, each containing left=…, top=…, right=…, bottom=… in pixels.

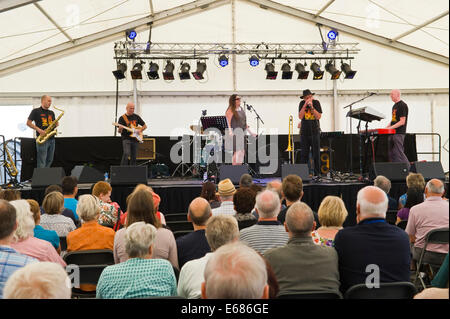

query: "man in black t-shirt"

left=385, top=89, right=410, bottom=170
left=118, top=102, right=147, bottom=165
left=298, top=89, right=323, bottom=176
left=26, top=95, right=57, bottom=168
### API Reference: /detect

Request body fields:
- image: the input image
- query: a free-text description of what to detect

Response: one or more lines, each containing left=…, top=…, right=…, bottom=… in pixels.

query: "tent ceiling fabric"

left=0, top=0, right=448, bottom=65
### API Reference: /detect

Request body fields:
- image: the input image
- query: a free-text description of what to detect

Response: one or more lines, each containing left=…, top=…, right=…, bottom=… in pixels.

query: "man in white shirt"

left=177, top=215, right=239, bottom=299
left=211, top=179, right=236, bottom=216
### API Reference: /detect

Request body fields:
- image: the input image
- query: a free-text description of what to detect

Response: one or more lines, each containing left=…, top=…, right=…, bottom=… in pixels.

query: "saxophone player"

left=26, top=95, right=58, bottom=168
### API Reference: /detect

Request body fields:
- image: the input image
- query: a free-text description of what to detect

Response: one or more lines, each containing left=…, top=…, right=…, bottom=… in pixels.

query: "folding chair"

left=59, top=236, right=67, bottom=251
left=278, top=291, right=342, bottom=299
left=63, top=249, right=115, bottom=265
left=68, top=264, right=109, bottom=298
left=414, top=228, right=449, bottom=289
left=173, top=230, right=193, bottom=239
left=166, top=220, right=194, bottom=232
left=164, top=213, right=188, bottom=222
left=344, top=282, right=417, bottom=299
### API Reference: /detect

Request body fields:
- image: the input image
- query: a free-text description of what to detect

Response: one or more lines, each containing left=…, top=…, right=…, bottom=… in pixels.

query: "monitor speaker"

left=219, top=164, right=249, bottom=184
left=281, top=164, right=311, bottom=182
left=31, top=167, right=66, bottom=188
left=370, top=162, right=409, bottom=182
left=71, top=165, right=104, bottom=183
left=110, top=166, right=148, bottom=185
left=411, top=161, right=445, bottom=181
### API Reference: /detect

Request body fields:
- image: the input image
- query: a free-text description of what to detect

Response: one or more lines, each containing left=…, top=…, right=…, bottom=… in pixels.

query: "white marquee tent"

left=0, top=0, right=448, bottom=173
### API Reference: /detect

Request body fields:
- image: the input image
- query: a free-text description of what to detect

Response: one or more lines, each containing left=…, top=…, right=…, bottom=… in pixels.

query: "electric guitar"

left=113, top=122, right=144, bottom=143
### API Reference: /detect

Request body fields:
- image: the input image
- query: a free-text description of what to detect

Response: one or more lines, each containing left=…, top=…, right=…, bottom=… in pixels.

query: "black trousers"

left=299, top=134, right=321, bottom=176
left=121, top=139, right=138, bottom=166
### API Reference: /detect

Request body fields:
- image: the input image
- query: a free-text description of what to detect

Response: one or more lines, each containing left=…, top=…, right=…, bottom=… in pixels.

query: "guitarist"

left=118, top=102, right=147, bottom=166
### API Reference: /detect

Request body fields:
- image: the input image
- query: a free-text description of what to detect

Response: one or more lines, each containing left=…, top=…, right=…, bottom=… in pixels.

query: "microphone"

left=246, top=104, right=252, bottom=111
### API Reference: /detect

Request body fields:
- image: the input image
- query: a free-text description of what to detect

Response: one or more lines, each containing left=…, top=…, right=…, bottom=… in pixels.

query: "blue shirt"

left=64, top=198, right=79, bottom=221
left=33, top=225, right=60, bottom=250
left=176, top=229, right=210, bottom=269
left=0, top=246, right=37, bottom=298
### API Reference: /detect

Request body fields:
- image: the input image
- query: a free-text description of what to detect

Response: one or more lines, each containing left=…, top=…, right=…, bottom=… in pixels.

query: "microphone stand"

left=244, top=102, right=264, bottom=178
left=343, top=92, right=376, bottom=178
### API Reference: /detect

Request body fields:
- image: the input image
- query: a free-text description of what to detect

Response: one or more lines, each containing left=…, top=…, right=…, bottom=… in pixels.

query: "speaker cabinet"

left=281, top=164, right=311, bottom=182
left=110, top=166, right=148, bottom=186
left=31, top=167, right=66, bottom=188
left=219, top=164, right=249, bottom=184
left=411, top=161, right=445, bottom=181
left=370, top=162, right=409, bottom=182
left=71, top=165, right=104, bottom=184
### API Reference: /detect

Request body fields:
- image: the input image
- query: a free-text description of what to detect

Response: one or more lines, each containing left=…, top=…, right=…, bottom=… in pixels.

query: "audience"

left=42, top=185, right=78, bottom=225
left=396, top=187, right=424, bottom=224
left=3, top=262, right=71, bottom=299
left=97, top=222, right=177, bottom=298
left=178, top=214, right=239, bottom=299
left=0, top=199, right=37, bottom=299
left=265, top=202, right=340, bottom=297
left=92, top=181, right=119, bottom=228
left=0, top=189, right=21, bottom=201
left=114, top=189, right=178, bottom=269
left=277, top=175, right=304, bottom=224
left=405, top=179, right=449, bottom=266
left=334, top=186, right=411, bottom=293
left=201, top=241, right=269, bottom=299
left=27, top=199, right=60, bottom=252
left=239, top=173, right=253, bottom=188
left=40, top=191, right=76, bottom=237
left=62, top=176, right=79, bottom=222
left=176, top=197, right=212, bottom=269
left=374, top=175, right=397, bottom=211
left=311, top=196, right=348, bottom=247
left=211, top=179, right=237, bottom=216
left=398, top=173, right=426, bottom=209
left=240, top=190, right=288, bottom=254
left=9, top=200, right=66, bottom=267
left=233, top=187, right=257, bottom=230
left=200, top=181, right=220, bottom=209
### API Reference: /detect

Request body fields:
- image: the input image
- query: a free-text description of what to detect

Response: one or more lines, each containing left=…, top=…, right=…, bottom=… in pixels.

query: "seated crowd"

left=0, top=171, right=448, bottom=300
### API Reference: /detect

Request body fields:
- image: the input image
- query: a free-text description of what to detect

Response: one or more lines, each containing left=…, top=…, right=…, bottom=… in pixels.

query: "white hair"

left=255, top=190, right=281, bottom=218
left=125, top=222, right=157, bottom=258
left=357, top=186, right=388, bottom=218
left=203, top=242, right=267, bottom=299
left=77, top=194, right=100, bottom=222
left=426, top=180, right=445, bottom=195
left=3, top=262, right=71, bottom=299
left=10, top=200, right=35, bottom=242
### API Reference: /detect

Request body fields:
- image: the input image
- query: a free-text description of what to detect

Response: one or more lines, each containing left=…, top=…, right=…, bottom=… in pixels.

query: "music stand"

left=201, top=116, right=228, bottom=134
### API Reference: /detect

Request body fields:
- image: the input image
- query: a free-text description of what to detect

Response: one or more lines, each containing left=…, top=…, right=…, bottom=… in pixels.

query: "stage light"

left=249, top=55, right=259, bottom=67
left=112, top=61, right=127, bottom=80
left=295, top=63, right=309, bottom=80
left=126, top=29, right=137, bottom=41
left=327, top=29, right=338, bottom=40
left=310, top=62, right=324, bottom=80
left=281, top=62, right=293, bottom=80
left=218, top=55, right=229, bottom=67
left=192, top=61, right=207, bottom=80
left=264, top=61, right=277, bottom=80
left=130, top=61, right=143, bottom=80
left=163, top=60, right=175, bottom=80
left=179, top=62, right=191, bottom=80
left=147, top=62, right=159, bottom=80
left=341, top=62, right=357, bottom=79
left=325, top=61, right=341, bottom=80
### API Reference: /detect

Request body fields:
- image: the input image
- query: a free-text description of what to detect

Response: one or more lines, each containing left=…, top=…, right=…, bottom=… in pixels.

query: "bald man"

left=385, top=89, right=410, bottom=170
left=176, top=197, right=212, bottom=269
left=334, top=186, right=411, bottom=292
left=27, top=95, right=58, bottom=168
left=118, top=102, right=147, bottom=165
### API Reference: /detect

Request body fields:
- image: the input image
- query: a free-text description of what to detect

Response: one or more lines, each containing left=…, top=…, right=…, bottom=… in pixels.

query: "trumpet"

left=36, top=106, right=64, bottom=144
left=3, top=143, right=18, bottom=177
left=285, top=115, right=295, bottom=164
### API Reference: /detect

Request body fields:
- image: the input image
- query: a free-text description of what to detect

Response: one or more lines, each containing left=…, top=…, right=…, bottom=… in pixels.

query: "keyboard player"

left=384, top=89, right=410, bottom=170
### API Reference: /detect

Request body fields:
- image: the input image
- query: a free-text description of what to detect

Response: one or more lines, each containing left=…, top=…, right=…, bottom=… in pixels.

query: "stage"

left=19, top=176, right=410, bottom=228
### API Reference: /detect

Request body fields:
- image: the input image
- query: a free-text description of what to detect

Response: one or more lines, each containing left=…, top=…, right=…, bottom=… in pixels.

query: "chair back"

left=164, top=213, right=188, bottom=222
left=397, top=220, right=407, bottom=230
left=59, top=236, right=67, bottom=251
left=173, top=230, right=193, bottom=239
left=385, top=210, right=397, bottom=225
left=63, top=249, right=114, bottom=265
left=344, top=282, right=416, bottom=299
left=166, top=220, right=194, bottom=232
left=278, top=291, right=342, bottom=299
left=425, top=228, right=449, bottom=246
left=75, top=264, right=108, bottom=285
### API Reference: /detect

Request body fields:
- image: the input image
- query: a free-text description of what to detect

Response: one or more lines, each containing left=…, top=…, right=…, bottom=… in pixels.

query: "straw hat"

left=217, top=179, right=236, bottom=197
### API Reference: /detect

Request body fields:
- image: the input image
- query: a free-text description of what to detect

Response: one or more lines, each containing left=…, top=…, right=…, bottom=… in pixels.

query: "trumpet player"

left=298, top=89, right=322, bottom=177
left=26, top=95, right=57, bottom=168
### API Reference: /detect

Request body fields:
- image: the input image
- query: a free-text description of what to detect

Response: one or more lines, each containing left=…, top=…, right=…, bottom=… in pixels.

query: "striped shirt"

left=0, top=246, right=37, bottom=298
left=239, top=220, right=289, bottom=255
left=96, top=258, right=177, bottom=299
left=212, top=201, right=236, bottom=216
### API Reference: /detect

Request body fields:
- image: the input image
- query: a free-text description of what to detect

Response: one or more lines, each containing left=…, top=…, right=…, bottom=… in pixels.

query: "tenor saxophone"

left=3, top=143, right=18, bottom=177
left=36, top=106, right=64, bottom=144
